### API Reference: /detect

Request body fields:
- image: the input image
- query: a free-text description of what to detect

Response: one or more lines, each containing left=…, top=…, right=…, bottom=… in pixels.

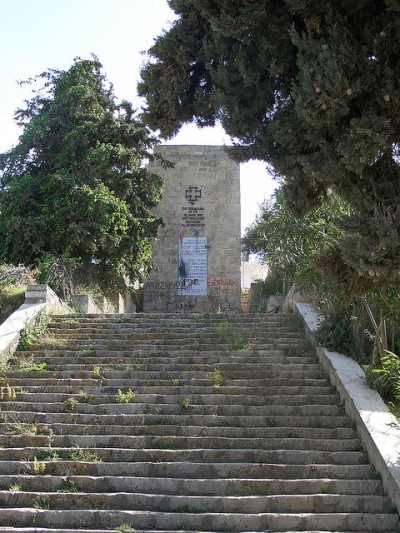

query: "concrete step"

left=50, top=312, right=295, bottom=321
left=0, top=530, right=394, bottom=533
left=5, top=380, right=333, bottom=395
left=0, top=435, right=363, bottom=452
left=0, top=447, right=369, bottom=465
left=10, top=354, right=319, bottom=368
left=0, top=491, right=393, bottom=513
left=0, top=401, right=345, bottom=417
left=0, top=508, right=398, bottom=532
left=0, top=410, right=355, bottom=428
left=2, top=392, right=341, bottom=407
left=0, top=474, right=385, bottom=495
left=22, top=341, right=312, bottom=352
left=0, top=460, right=377, bottom=479
left=7, top=363, right=325, bottom=376
left=0, top=422, right=358, bottom=439
left=7, top=364, right=326, bottom=378
left=45, top=329, right=305, bottom=340
left=7, top=369, right=328, bottom=382
left=11, top=354, right=320, bottom=366
left=0, top=384, right=335, bottom=395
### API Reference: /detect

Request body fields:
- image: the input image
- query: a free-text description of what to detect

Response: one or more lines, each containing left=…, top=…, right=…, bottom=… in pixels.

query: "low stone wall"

left=0, top=285, right=70, bottom=358
left=71, top=294, right=103, bottom=314
left=71, top=292, right=136, bottom=314
left=295, top=301, right=400, bottom=513
left=24, top=285, right=71, bottom=314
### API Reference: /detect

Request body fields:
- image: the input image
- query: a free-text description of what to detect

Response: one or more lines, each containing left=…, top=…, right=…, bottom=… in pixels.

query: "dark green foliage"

left=243, top=189, right=365, bottom=301
left=314, top=310, right=369, bottom=365
left=249, top=275, right=285, bottom=313
left=368, top=351, right=400, bottom=401
left=0, top=285, right=25, bottom=324
left=17, top=312, right=51, bottom=351
left=0, top=264, right=33, bottom=324
left=140, top=1, right=400, bottom=297
left=0, top=57, right=168, bottom=289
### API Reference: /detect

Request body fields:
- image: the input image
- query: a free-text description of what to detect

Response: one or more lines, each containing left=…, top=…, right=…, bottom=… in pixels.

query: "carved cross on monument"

left=185, top=186, right=202, bottom=205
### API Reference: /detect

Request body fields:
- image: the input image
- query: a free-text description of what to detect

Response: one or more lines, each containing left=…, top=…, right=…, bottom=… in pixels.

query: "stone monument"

left=143, top=145, right=241, bottom=313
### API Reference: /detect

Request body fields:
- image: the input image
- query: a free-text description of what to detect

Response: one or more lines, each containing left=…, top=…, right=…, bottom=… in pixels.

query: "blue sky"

left=0, top=0, right=276, bottom=233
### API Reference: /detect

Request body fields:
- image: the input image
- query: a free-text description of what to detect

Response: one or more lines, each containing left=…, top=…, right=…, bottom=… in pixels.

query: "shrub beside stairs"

left=0, top=312, right=399, bottom=533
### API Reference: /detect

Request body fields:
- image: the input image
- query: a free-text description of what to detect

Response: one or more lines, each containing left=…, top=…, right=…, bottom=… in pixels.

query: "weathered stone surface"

left=144, top=146, right=241, bottom=313
left=0, top=285, right=70, bottom=357
left=0, top=312, right=398, bottom=532
left=295, top=301, right=400, bottom=517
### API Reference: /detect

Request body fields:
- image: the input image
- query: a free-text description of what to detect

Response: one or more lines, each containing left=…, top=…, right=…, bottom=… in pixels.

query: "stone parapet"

left=0, top=284, right=70, bottom=358
left=25, top=284, right=71, bottom=314
left=71, top=294, right=103, bottom=314
left=295, top=301, right=400, bottom=514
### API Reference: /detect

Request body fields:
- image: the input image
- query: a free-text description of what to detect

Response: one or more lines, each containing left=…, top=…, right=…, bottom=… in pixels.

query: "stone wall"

left=144, top=145, right=241, bottom=313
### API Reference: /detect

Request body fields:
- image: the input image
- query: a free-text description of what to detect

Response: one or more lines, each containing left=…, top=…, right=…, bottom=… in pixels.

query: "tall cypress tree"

left=139, top=0, right=400, bottom=297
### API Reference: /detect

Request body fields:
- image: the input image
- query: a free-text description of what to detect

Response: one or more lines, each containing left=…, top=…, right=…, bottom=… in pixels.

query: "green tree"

left=0, top=57, right=168, bottom=289
left=243, top=189, right=369, bottom=301
left=139, top=0, right=400, bottom=298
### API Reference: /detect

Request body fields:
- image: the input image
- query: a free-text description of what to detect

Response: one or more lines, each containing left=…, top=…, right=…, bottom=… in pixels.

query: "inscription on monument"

left=181, top=206, right=205, bottom=228
left=178, top=237, right=207, bottom=296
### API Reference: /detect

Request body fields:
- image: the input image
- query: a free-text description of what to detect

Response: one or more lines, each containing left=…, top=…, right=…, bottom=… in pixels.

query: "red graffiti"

left=207, top=278, right=237, bottom=287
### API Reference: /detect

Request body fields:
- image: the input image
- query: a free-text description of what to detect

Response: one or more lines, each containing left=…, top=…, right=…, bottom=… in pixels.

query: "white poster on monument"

left=178, top=237, right=207, bottom=296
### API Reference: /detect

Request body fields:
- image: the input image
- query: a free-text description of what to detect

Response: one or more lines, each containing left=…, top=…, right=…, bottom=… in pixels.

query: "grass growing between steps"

left=209, top=368, right=223, bottom=387
left=140, top=414, right=175, bottom=425
left=64, top=397, right=79, bottom=411
left=62, top=318, right=80, bottom=326
left=281, top=346, right=313, bottom=358
left=17, top=312, right=51, bottom=350
left=56, top=476, right=80, bottom=493
left=4, top=421, right=52, bottom=436
left=115, top=389, right=135, bottom=403
left=63, top=391, right=93, bottom=411
left=80, top=345, right=97, bottom=356
left=34, top=496, right=52, bottom=509
left=0, top=384, right=21, bottom=401
left=40, top=335, right=69, bottom=348
left=116, top=525, right=135, bottom=532
left=179, top=397, right=190, bottom=409
left=78, top=390, right=90, bottom=403
left=35, top=447, right=104, bottom=463
left=92, top=365, right=104, bottom=381
left=216, top=320, right=258, bottom=350
left=17, top=359, right=48, bottom=372
left=32, top=457, right=46, bottom=475
left=8, top=483, right=21, bottom=493
left=109, top=362, right=148, bottom=373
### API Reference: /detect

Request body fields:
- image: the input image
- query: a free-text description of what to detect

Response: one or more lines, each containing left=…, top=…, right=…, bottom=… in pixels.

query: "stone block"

left=71, top=295, right=102, bottom=314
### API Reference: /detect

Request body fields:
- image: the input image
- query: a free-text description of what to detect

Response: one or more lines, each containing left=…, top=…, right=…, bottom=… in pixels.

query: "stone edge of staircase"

left=0, top=285, right=71, bottom=357
left=295, top=301, right=400, bottom=514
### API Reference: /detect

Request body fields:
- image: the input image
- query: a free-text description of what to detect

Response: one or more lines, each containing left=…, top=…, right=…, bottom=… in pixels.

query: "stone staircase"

left=0, top=312, right=398, bottom=533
